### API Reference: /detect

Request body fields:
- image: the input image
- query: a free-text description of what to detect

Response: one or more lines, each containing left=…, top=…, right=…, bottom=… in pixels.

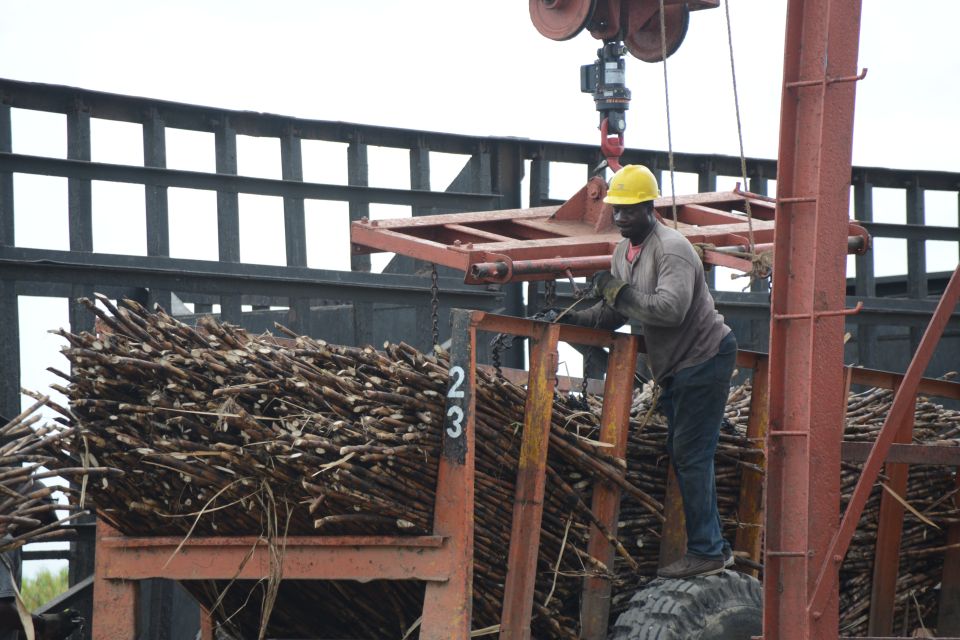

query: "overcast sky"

left=4, top=0, right=959, bottom=387
left=2, top=0, right=958, bottom=168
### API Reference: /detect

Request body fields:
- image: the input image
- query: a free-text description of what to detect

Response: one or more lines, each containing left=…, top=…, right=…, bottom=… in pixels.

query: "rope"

left=658, top=0, right=679, bottom=229
left=723, top=0, right=759, bottom=264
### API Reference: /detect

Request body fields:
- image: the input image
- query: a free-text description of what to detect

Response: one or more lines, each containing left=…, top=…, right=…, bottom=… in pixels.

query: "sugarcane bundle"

left=48, top=296, right=673, bottom=639
left=44, top=296, right=958, bottom=638
left=836, top=385, right=958, bottom=637
left=1, top=398, right=119, bottom=554
left=607, top=382, right=958, bottom=636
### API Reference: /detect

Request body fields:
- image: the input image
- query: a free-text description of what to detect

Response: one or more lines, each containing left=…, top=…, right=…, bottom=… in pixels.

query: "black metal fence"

left=1, top=78, right=958, bottom=637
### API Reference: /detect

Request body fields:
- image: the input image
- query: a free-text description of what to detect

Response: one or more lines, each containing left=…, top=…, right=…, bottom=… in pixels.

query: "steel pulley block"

left=529, top=0, right=596, bottom=41
left=624, top=2, right=690, bottom=62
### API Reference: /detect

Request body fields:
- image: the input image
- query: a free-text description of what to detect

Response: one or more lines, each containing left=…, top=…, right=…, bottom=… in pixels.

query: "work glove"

left=529, top=308, right=560, bottom=323
left=34, top=608, right=83, bottom=640
left=586, top=270, right=628, bottom=307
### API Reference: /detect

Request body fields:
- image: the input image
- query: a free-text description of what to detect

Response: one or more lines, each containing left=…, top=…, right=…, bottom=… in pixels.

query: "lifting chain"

left=490, top=333, right=508, bottom=381
left=430, top=263, right=440, bottom=348
left=581, top=348, right=592, bottom=400
left=544, top=279, right=557, bottom=309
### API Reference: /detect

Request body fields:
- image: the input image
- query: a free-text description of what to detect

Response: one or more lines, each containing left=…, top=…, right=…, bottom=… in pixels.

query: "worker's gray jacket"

left=569, top=223, right=730, bottom=381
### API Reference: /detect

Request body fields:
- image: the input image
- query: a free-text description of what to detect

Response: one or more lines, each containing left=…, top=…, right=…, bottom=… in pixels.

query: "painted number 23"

left=446, top=365, right=465, bottom=438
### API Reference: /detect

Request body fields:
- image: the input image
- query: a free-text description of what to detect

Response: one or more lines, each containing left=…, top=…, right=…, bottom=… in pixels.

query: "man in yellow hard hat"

left=562, top=164, right=737, bottom=579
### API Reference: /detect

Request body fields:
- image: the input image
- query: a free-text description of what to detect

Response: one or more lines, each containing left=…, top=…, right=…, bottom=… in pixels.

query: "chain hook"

left=600, top=117, right=625, bottom=172
left=430, top=264, right=440, bottom=348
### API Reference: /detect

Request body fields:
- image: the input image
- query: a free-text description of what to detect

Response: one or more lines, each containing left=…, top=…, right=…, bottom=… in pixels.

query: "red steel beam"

left=840, top=442, right=960, bottom=466
left=763, top=0, right=865, bottom=638
left=500, top=322, right=560, bottom=640
left=807, top=267, right=960, bottom=620
left=580, top=332, right=640, bottom=639
left=737, top=349, right=960, bottom=401
left=97, top=534, right=451, bottom=581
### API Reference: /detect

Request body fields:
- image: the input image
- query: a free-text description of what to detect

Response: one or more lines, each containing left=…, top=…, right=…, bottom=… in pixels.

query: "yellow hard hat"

left=603, top=165, right=660, bottom=205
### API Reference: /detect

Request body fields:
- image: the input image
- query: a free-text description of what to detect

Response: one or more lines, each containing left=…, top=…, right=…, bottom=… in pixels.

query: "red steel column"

left=422, top=309, right=477, bottom=640
left=200, top=608, right=214, bottom=640
left=656, top=469, right=687, bottom=571
left=92, top=521, right=136, bottom=639
left=938, top=470, right=960, bottom=636
left=500, top=321, right=560, bottom=640
left=764, top=1, right=864, bottom=638
left=734, top=356, right=769, bottom=575
left=867, top=384, right=916, bottom=635
left=580, top=333, right=639, bottom=639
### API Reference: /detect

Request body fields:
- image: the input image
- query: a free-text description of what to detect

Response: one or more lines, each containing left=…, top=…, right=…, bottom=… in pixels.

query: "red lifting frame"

left=351, top=185, right=869, bottom=284
left=90, top=311, right=639, bottom=640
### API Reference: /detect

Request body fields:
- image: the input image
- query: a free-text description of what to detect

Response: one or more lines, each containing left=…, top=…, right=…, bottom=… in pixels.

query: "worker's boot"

left=657, top=553, right=725, bottom=579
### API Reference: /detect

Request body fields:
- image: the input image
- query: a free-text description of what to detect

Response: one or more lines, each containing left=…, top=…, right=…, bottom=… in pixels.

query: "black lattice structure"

left=0, top=78, right=957, bottom=638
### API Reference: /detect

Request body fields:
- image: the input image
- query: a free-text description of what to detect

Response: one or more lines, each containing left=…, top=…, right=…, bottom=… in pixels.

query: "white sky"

left=1, top=1, right=958, bottom=167
left=4, top=0, right=960, bottom=409
left=2, top=0, right=959, bottom=577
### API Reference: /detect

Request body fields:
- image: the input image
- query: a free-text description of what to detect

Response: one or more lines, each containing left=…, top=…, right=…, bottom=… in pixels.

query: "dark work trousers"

left=658, top=331, right=737, bottom=560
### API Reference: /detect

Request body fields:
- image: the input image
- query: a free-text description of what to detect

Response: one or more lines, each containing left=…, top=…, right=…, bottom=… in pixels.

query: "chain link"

left=490, top=333, right=506, bottom=381
left=581, top=348, right=592, bottom=399
left=544, top=279, right=557, bottom=309
left=430, top=263, right=440, bottom=348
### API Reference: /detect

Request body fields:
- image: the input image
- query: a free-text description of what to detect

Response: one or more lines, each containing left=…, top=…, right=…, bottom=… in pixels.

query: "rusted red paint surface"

left=764, top=0, right=865, bottom=637
left=867, top=384, right=916, bottom=636
left=500, top=323, right=560, bottom=640
left=938, top=472, right=960, bottom=635
left=351, top=189, right=867, bottom=284
left=807, top=267, right=960, bottom=624
left=92, top=521, right=136, bottom=640
left=657, top=468, right=687, bottom=570
left=580, top=333, right=640, bottom=640
left=735, top=356, right=768, bottom=576
left=421, top=308, right=478, bottom=639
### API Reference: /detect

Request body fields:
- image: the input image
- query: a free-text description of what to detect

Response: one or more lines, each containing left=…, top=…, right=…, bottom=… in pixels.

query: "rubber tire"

left=609, top=570, right=762, bottom=640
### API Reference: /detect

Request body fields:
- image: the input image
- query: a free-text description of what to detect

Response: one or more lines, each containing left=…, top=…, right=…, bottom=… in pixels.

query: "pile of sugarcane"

left=1, top=398, right=119, bottom=554
left=44, top=297, right=958, bottom=638
left=47, top=296, right=671, bottom=638
left=836, top=386, right=959, bottom=636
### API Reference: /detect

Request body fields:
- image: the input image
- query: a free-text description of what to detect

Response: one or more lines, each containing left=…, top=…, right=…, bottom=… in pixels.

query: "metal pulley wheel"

left=624, top=2, right=690, bottom=62
left=529, top=0, right=596, bottom=41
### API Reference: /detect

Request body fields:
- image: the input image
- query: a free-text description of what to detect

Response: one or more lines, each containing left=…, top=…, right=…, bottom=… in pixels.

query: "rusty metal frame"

left=763, top=0, right=866, bottom=637
left=806, top=266, right=960, bottom=621
left=92, top=309, right=480, bottom=640
left=90, top=311, right=638, bottom=639
left=465, top=312, right=639, bottom=640
left=351, top=183, right=869, bottom=284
